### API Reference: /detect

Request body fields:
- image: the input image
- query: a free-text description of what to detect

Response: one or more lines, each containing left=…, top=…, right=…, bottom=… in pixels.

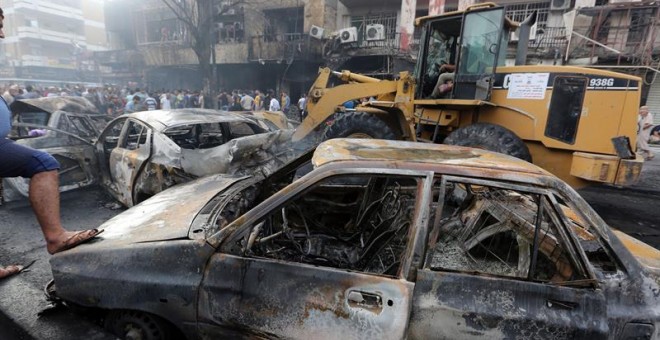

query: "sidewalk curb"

left=0, top=275, right=116, bottom=340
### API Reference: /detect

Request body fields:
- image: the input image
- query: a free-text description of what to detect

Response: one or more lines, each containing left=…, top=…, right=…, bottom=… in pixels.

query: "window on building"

left=628, top=8, right=654, bottom=45
left=140, top=9, right=183, bottom=44
left=262, top=7, right=303, bottom=43
left=504, top=1, right=550, bottom=29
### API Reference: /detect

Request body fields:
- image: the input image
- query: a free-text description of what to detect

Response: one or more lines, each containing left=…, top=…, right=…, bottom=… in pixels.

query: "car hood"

left=613, top=230, right=660, bottom=275
left=63, top=174, right=246, bottom=251
left=10, top=96, right=99, bottom=115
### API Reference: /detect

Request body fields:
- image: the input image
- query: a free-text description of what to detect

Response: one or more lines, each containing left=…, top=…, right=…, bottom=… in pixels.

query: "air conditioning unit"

left=216, top=2, right=236, bottom=15
left=338, top=27, right=358, bottom=44
left=550, top=0, right=571, bottom=11
left=510, top=23, right=538, bottom=41
left=365, top=24, right=385, bottom=41
left=310, top=25, right=325, bottom=40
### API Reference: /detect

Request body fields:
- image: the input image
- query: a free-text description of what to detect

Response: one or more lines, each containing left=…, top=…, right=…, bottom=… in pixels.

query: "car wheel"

left=324, top=112, right=399, bottom=140
left=443, top=123, right=532, bottom=162
left=105, top=310, right=180, bottom=340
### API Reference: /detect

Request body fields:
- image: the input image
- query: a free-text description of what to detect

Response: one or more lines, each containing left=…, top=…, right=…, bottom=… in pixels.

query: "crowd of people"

left=0, top=84, right=309, bottom=120
left=217, top=89, right=307, bottom=116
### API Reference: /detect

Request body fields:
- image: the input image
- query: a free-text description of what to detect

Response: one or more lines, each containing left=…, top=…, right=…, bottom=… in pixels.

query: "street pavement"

left=0, top=187, right=121, bottom=340
left=0, top=151, right=659, bottom=339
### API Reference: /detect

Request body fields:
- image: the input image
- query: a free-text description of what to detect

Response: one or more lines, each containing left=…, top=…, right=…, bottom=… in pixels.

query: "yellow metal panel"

left=526, top=142, right=588, bottom=188
left=612, top=230, right=660, bottom=272
left=614, top=156, right=644, bottom=187
left=570, top=152, right=619, bottom=184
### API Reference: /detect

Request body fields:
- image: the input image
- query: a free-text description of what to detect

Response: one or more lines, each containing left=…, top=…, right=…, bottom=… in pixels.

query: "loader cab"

left=416, top=5, right=508, bottom=101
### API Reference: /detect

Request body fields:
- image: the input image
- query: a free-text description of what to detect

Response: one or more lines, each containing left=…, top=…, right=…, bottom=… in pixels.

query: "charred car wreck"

left=96, top=109, right=294, bottom=206
left=3, top=105, right=293, bottom=207
left=2, top=97, right=110, bottom=201
left=50, top=139, right=660, bottom=339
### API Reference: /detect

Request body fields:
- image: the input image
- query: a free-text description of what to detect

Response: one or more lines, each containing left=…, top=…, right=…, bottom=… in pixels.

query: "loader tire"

left=444, top=123, right=532, bottom=162
left=324, top=112, right=399, bottom=140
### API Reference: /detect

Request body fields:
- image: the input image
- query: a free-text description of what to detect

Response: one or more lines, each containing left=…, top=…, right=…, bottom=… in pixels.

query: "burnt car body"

left=2, top=103, right=292, bottom=206
left=2, top=97, right=110, bottom=201
left=50, top=139, right=660, bottom=340
left=97, top=109, right=293, bottom=207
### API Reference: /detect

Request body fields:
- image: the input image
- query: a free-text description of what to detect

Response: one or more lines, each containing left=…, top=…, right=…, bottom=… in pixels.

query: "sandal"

left=0, top=260, right=36, bottom=279
left=51, top=229, right=105, bottom=254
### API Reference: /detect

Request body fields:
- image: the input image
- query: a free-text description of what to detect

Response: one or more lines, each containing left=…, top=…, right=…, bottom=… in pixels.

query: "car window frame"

left=423, top=175, right=595, bottom=287
left=65, top=113, right=97, bottom=138
left=547, top=189, right=632, bottom=279
left=117, top=118, right=151, bottom=151
left=211, top=167, right=434, bottom=280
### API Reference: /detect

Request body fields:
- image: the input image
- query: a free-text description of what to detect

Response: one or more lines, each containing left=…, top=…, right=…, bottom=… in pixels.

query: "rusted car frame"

left=50, top=139, right=660, bottom=340
left=96, top=110, right=294, bottom=206
left=2, top=97, right=109, bottom=201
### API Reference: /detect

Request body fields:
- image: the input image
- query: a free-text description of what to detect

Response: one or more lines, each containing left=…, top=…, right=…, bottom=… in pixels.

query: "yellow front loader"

left=292, top=3, right=643, bottom=188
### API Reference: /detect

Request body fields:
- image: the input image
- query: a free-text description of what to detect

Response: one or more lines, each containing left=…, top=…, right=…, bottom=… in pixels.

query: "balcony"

left=13, top=0, right=83, bottom=21
left=529, top=4, right=660, bottom=65
left=323, top=32, right=421, bottom=59
left=16, top=26, right=86, bottom=45
left=248, top=33, right=324, bottom=62
left=20, top=55, right=75, bottom=68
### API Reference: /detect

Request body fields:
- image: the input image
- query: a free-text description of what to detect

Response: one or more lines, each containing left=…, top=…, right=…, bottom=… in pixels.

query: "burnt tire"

left=444, top=123, right=532, bottom=162
left=324, top=112, right=399, bottom=140
left=105, top=310, right=181, bottom=340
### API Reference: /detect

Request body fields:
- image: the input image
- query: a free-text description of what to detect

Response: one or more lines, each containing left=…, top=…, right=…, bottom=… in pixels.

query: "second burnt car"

left=50, top=139, right=659, bottom=340
left=2, top=97, right=111, bottom=201
left=2, top=103, right=293, bottom=206
left=96, top=109, right=293, bottom=207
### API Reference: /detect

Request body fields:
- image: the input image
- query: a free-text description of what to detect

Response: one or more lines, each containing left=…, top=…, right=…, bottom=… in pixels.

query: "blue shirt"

left=0, top=97, right=11, bottom=138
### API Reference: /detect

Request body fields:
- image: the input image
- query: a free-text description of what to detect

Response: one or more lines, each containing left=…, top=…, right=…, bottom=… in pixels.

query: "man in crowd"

left=281, top=91, right=290, bottom=113
left=637, top=106, right=655, bottom=161
left=160, top=93, right=171, bottom=110
left=269, top=90, right=281, bottom=111
left=298, top=93, right=307, bottom=120
left=2, top=84, right=19, bottom=105
left=144, top=93, right=158, bottom=111
left=240, top=91, right=254, bottom=110
left=0, top=7, right=102, bottom=279
left=253, top=90, right=264, bottom=111
left=125, top=95, right=141, bottom=113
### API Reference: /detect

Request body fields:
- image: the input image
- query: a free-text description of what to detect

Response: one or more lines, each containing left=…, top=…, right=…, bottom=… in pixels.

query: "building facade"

left=100, top=0, right=660, bottom=115
left=0, top=0, right=110, bottom=85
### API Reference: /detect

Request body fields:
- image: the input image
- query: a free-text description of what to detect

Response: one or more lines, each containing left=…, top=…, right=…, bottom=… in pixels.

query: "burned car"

left=2, top=97, right=111, bottom=201
left=96, top=109, right=293, bottom=206
left=50, top=139, right=660, bottom=340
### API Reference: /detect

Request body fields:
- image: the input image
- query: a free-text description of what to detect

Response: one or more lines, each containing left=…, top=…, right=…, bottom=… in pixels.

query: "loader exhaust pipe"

left=515, top=11, right=537, bottom=66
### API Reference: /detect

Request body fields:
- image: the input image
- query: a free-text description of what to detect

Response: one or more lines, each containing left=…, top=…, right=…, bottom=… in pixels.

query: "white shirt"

left=160, top=96, right=171, bottom=110
left=269, top=98, right=281, bottom=111
left=298, top=97, right=306, bottom=110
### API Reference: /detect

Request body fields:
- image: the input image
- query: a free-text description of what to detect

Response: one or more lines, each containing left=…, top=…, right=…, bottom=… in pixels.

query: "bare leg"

left=28, top=170, right=77, bottom=254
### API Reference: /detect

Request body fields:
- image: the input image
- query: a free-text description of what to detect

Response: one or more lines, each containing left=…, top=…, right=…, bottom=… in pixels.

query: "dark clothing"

left=0, top=97, right=60, bottom=178
left=652, top=125, right=660, bottom=134
left=0, top=139, right=60, bottom=178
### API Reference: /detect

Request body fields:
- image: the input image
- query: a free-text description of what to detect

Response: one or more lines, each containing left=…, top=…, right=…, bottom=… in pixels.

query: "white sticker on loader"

left=505, top=73, right=550, bottom=100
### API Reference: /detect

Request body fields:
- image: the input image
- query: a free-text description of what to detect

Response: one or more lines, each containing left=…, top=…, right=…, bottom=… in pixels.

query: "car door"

left=3, top=112, right=99, bottom=199
left=106, top=119, right=153, bottom=206
left=408, top=175, right=608, bottom=339
left=198, top=169, right=434, bottom=339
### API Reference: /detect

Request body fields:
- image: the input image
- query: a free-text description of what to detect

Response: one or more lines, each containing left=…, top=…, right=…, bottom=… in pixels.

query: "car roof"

left=312, top=138, right=550, bottom=176
left=126, top=109, right=262, bottom=132
left=11, top=96, right=100, bottom=115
